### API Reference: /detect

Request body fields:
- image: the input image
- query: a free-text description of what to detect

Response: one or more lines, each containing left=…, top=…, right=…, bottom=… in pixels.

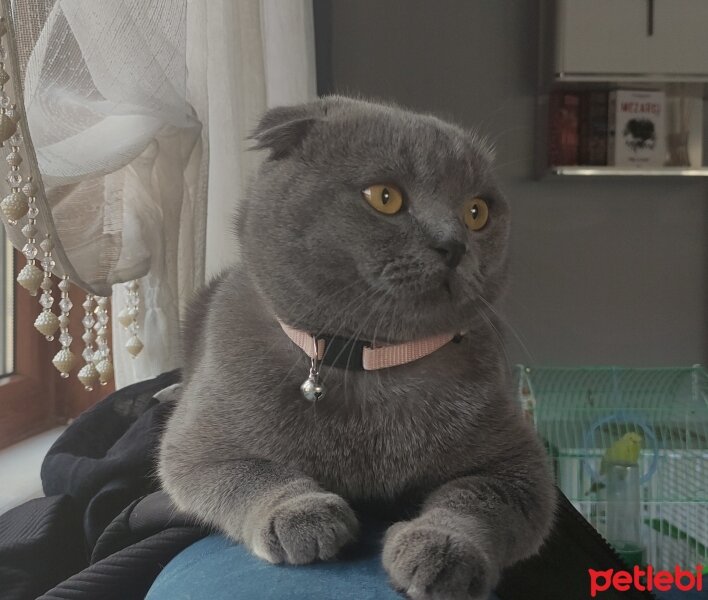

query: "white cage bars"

left=517, top=365, right=708, bottom=570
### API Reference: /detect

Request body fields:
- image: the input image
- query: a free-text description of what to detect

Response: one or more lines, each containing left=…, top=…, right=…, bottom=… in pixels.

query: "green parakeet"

left=587, top=432, right=643, bottom=494
left=600, top=432, right=643, bottom=473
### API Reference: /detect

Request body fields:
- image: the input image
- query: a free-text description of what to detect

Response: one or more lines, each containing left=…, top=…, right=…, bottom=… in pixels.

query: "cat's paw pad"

left=253, top=492, right=359, bottom=565
left=382, top=520, right=494, bottom=600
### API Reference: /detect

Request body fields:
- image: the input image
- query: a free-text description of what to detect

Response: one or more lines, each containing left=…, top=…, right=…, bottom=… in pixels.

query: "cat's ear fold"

left=250, top=105, right=319, bottom=160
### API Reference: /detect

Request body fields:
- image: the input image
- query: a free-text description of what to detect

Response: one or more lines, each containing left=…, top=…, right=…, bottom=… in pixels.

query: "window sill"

left=0, top=425, right=65, bottom=515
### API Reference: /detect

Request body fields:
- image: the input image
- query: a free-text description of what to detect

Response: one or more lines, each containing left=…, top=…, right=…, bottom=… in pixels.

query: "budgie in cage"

left=586, top=432, right=644, bottom=494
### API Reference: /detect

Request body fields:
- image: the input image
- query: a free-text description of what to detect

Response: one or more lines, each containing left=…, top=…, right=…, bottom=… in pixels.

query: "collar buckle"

left=318, top=334, right=369, bottom=370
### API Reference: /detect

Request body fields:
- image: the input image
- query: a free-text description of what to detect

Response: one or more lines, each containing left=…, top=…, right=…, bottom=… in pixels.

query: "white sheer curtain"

left=193, top=0, right=317, bottom=277
left=2, top=0, right=316, bottom=387
left=114, top=0, right=317, bottom=385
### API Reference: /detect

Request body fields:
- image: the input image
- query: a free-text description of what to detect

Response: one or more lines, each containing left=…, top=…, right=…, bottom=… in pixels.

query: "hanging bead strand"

left=77, top=293, right=99, bottom=390
left=11, top=145, right=42, bottom=296
left=0, top=13, right=108, bottom=390
left=0, top=22, right=24, bottom=226
left=5, top=138, right=25, bottom=223
left=34, top=232, right=59, bottom=338
left=0, top=26, right=42, bottom=298
left=0, top=17, right=15, bottom=143
left=15, top=175, right=42, bottom=296
left=93, top=296, right=113, bottom=385
left=0, top=18, right=18, bottom=158
left=52, top=275, right=76, bottom=378
left=120, top=280, right=143, bottom=357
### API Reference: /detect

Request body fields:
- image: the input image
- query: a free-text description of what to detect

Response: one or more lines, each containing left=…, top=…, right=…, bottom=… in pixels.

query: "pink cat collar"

left=278, top=320, right=457, bottom=371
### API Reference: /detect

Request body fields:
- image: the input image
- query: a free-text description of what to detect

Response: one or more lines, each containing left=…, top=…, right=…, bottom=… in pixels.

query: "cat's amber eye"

left=362, top=184, right=403, bottom=215
left=462, top=198, right=489, bottom=231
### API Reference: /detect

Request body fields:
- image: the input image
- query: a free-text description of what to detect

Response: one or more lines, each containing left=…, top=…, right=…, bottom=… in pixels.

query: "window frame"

left=0, top=251, right=114, bottom=450
left=0, top=252, right=56, bottom=449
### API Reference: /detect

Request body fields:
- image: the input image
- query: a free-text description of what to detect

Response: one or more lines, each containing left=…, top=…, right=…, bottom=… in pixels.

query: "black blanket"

left=0, top=371, right=655, bottom=600
left=0, top=370, right=205, bottom=600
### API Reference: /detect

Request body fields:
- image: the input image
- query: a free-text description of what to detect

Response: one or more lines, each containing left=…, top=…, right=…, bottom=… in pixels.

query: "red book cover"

left=549, top=91, right=580, bottom=166
left=579, top=91, right=608, bottom=165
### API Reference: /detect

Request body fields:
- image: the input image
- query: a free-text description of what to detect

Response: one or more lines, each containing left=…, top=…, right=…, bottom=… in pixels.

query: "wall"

left=314, top=0, right=707, bottom=367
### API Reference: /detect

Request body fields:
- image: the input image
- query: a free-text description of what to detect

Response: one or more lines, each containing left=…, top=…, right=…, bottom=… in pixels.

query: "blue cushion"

left=147, top=534, right=404, bottom=600
left=147, top=528, right=501, bottom=600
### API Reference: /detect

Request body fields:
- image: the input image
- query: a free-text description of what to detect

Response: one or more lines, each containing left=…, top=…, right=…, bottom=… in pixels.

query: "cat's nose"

left=431, top=240, right=466, bottom=269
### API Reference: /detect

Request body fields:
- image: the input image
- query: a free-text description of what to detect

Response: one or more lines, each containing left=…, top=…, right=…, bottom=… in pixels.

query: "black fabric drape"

left=40, top=370, right=180, bottom=548
left=0, top=370, right=205, bottom=600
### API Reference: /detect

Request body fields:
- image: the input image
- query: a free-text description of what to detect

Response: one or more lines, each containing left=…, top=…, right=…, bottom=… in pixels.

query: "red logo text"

left=589, top=565, right=703, bottom=597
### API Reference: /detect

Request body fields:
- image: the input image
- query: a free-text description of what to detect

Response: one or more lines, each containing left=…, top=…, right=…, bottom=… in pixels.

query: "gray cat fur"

left=159, top=96, right=555, bottom=600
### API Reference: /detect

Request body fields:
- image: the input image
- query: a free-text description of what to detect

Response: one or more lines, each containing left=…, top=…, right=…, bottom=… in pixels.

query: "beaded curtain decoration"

left=0, top=5, right=144, bottom=389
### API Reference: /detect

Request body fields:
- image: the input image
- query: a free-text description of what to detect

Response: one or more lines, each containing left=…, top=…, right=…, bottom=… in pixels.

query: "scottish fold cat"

left=159, top=97, right=555, bottom=600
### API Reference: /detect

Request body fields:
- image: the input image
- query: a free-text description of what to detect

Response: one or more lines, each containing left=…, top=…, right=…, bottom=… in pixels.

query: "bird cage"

left=516, top=365, right=708, bottom=570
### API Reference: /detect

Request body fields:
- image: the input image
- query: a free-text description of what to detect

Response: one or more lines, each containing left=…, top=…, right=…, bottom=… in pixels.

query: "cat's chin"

left=268, top=276, right=481, bottom=343
left=417, top=277, right=467, bottom=310
left=378, top=297, right=480, bottom=341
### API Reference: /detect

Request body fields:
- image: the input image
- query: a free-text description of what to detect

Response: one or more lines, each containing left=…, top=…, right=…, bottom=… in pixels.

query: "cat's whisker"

left=315, top=284, right=373, bottom=339
left=478, top=294, right=534, bottom=363
left=274, top=283, right=374, bottom=394
left=310, top=287, right=375, bottom=388
left=353, top=290, right=390, bottom=396
left=475, top=96, right=513, bottom=134
left=331, top=288, right=394, bottom=405
left=372, top=294, right=399, bottom=396
left=322, top=288, right=387, bottom=403
left=281, top=277, right=362, bottom=332
left=370, top=314, right=385, bottom=397
left=476, top=307, right=513, bottom=374
left=492, top=154, right=536, bottom=170
left=278, top=286, right=376, bottom=412
left=465, top=271, right=484, bottom=295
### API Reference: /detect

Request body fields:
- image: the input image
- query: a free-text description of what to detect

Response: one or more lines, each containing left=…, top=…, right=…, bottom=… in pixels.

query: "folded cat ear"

left=250, top=105, right=319, bottom=160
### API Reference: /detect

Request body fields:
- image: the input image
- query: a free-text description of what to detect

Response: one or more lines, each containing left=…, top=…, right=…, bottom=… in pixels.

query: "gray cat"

left=159, top=96, right=555, bottom=600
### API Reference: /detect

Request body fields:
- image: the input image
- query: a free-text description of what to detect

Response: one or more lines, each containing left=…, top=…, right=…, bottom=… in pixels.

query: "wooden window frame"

left=0, top=252, right=113, bottom=450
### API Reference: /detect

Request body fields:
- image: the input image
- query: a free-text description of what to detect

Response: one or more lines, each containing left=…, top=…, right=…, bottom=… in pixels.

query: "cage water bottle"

left=605, top=462, right=645, bottom=567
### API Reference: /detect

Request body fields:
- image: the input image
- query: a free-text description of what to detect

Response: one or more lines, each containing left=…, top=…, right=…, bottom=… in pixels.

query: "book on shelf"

left=578, top=91, right=608, bottom=166
left=608, top=89, right=666, bottom=168
left=548, top=91, right=579, bottom=166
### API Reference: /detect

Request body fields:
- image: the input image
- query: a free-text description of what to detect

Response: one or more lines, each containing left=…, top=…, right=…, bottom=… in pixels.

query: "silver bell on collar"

left=301, top=371, right=326, bottom=402
left=301, top=335, right=325, bottom=402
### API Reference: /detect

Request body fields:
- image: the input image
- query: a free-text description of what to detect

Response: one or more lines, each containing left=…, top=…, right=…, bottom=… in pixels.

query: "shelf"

left=555, top=73, right=708, bottom=84
left=548, top=166, right=708, bottom=177
left=537, top=5, right=708, bottom=182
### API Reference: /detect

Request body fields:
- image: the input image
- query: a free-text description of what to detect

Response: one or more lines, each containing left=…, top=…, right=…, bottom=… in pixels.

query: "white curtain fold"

left=199, top=0, right=317, bottom=277
left=3, top=0, right=316, bottom=387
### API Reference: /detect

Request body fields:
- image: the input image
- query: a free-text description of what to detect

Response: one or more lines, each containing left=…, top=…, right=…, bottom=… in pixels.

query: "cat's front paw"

left=249, top=491, right=359, bottom=565
left=382, top=520, right=495, bottom=600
